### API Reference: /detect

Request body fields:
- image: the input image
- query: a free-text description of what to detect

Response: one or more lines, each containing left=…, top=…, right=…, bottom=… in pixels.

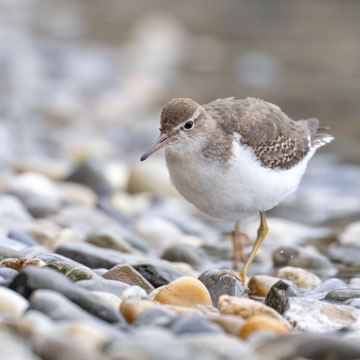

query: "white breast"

left=165, top=139, right=315, bottom=221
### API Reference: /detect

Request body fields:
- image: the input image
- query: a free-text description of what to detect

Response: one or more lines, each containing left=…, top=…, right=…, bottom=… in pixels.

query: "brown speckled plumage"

left=160, top=97, right=333, bottom=170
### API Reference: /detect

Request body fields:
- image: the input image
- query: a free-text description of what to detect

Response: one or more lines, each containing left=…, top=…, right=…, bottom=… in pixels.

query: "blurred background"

left=0, top=0, right=359, bottom=227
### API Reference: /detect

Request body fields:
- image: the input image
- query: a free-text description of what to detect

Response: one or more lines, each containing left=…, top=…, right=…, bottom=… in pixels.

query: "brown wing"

left=204, top=97, right=331, bottom=169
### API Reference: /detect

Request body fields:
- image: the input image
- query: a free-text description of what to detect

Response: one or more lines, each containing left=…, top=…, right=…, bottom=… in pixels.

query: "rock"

left=110, top=191, right=152, bottom=217
left=21, top=245, right=52, bottom=258
left=46, top=260, right=96, bottom=281
left=339, top=221, right=360, bottom=245
left=86, top=226, right=135, bottom=253
left=198, top=269, right=247, bottom=306
left=58, top=182, right=97, bottom=206
left=325, top=288, right=360, bottom=302
left=120, top=286, right=148, bottom=301
left=218, top=295, right=291, bottom=329
left=102, top=264, right=154, bottom=292
left=75, top=277, right=130, bottom=297
left=265, top=279, right=302, bottom=314
left=328, top=245, right=360, bottom=266
left=0, top=237, right=27, bottom=251
left=9, top=266, right=124, bottom=324
left=133, top=215, right=182, bottom=249
left=173, top=262, right=195, bottom=274
left=0, top=194, right=32, bottom=221
left=170, top=313, right=223, bottom=335
left=307, top=278, right=348, bottom=300
left=56, top=242, right=143, bottom=269
left=206, top=314, right=245, bottom=336
left=8, top=229, right=38, bottom=246
left=0, top=257, right=46, bottom=271
left=133, top=262, right=188, bottom=288
left=238, top=315, right=290, bottom=339
left=0, top=245, right=20, bottom=261
left=273, top=246, right=336, bottom=277
left=154, top=276, right=212, bottom=307
left=66, top=160, right=113, bottom=196
left=0, top=267, right=18, bottom=286
left=92, top=291, right=122, bottom=310
left=0, top=286, right=28, bottom=315
left=350, top=278, right=360, bottom=288
left=248, top=275, right=281, bottom=297
left=280, top=297, right=360, bottom=332
left=161, top=243, right=206, bottom=268
left=22, top=193, right=61, bottom=218
left=133, top=306, right=178, bottom=327
left=275, top=266, right=321, bottom=291
left=120, top=299, right=157, bottom=323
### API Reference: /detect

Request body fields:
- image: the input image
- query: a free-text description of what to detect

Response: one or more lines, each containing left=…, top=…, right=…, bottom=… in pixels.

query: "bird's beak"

left=140, top=133, right=169, bottom=161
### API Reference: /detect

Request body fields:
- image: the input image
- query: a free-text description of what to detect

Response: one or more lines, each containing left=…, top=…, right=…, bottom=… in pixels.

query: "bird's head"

left=140, top=98, right=208, bottom=161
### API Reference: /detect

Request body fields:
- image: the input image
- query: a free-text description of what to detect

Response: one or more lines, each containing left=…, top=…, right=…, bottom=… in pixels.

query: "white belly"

left=166, top=141, right=315, bottom=221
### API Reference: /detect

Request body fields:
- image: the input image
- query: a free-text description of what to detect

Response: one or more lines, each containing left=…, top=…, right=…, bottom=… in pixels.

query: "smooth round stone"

left=173, top=262, right=195, bottom=274
left=133, top=215, right=182, bottom=249
left=206, top=314, right=245, bottom=336
left=265, top=280, right=302, bottom=315
left=0, top=267, right=18, bottom=287
left=350, top=278, right=360, bottom=289
left=325, top=288, right=360, bottom=302
left=154, top=276, right=212, bottom=307
left=58, top=182, right=97, bottom=206
left=120, top=299, right=157, bottom=323
left=133, top=306, right=178, bottom=327
left=198, top=269, right=247, bottom=306
left=75, top=277, right=130, bottom=297
left=218, top=295, right=291, bottom=329
left=22, top=194, right=61, bottom=218
left=92, top=291, right=122, bottom=310
left=273, top=246, right=336, bottom=277
left=0, top=238, right=27, bottom=251
left=103, top=264, right=154, bottom=292
left=307, top=278, right=348, bottom=300
left=275, top=266, right=321, bottom=291
left=339, top=221, right=360, bottom=245
left=0, top=286, right=28, bottom=315
left=0, top=257, right=46, bottom=271
left=0, top=245, right=20, bottom=261
left=8, top=230, right=38, bottom=246
left=248, top=275, right=281, bottom=297
left=161, top=243, right=206, bottom=268
left=170, top=313, right=223, bottom=335
left=46, top=260, right=95, bottom=281
left=133, top=262, right=188, bottom=288
left=0, top=194, right=33, bottom=221
left=86, top=226, right=135, bottom=253
left=120, top=285, right=148, bottom=301
left=238, top=315, right=290, bottom=339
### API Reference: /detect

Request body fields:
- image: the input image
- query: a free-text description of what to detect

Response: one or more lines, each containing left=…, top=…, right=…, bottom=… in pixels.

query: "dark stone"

left=133, top=263, right=187, bottom=288
left=265, top=279, right=301, bottom=314
left=0, top=246, right=20, bottom=261
left=0, top=267, right=18, bottom=286
left=133, top=306, right=177, bottom=327
left=8, top=230, right=38, bottom=246
left=307, top=278, right=348, bottom=300
left=9, top=266, right=124, bottom=324
left=66, top=160, right=113, bottom=196
left=56, top=242, right=141, bottom=269
left=75, top=277, right=129, bottom=297
left=198, top=268, right=247, bottom=306
left=170, top=313, right=223, bottom=335
left=325, top=288, right=360, bottom=302
left=161, top=243, right=206, bottom=268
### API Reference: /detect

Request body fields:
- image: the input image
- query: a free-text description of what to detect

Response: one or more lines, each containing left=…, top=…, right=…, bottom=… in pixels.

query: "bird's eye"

left=184, top=120, right=194, bottom=130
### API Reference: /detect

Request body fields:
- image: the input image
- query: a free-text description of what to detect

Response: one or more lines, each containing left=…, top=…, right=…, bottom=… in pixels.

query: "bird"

left=140, top=97, right=333, bottom=287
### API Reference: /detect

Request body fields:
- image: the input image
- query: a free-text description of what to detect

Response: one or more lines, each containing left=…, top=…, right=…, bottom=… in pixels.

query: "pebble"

left=206, top=314, right=245, bottom=336
left=86, top=226, right=134, bottom=253
left=154, top=276, right=212, bottom=307
left=8, top=229, right=38, bottom=246
left=0, top=267, right=18, bottom=286
left=133, top=262, right=188, bottom=288
left=46, top=260, right=96, bottom=281
left=75, top=277, right=130, bottom=297
left=102, top=264, right=154, bottom=292
left=272, top=246, right=336, bottom=277
left=275, top=266, right=321, bottom=291
left=0, top=245, right=21, bottom=261
left=161, top=243, right=206, bottom=268
left=133, top=306, right=178, bottom=327
left=0, top=194, right=33, bottom=221
left=238, top=315, right=290, bottom=339
left=170, top=313, right=223, bottom=335
left=218, top=295, right=291, bottom=329
left=325, top=288, right=360, bottom=302
left=0, top=286, right=29, bottom=315
left=339, top=221, right=360, bottom=245
left=0, top=257, right=46, bottom=271
left=248, top=275, right=281, bottom=297
left=350, top=278, right=360, bottom=288
left=58, top=182, right=97, bottom=207
left=92, top=291, right=122, bottom=310
left=307, top=278, right=348, bottom=300
left=198, top=269, right=247, bottom=306
left=120, top=299, right=157, bottom=323
left=120, top=285, right=148, bottom=301
left=22, top=194, right=61, bottom=218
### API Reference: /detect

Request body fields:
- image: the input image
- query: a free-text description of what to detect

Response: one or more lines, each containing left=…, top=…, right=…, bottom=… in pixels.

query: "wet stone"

left=161, top=243, right=206, bottom=268
left=325, top=288, right=360, bottom=302
left=273, top=246, right=336, bottom=277
left=0, top=267, right=18, bottom=286
left=198, top=269, right=247, bottom=306
left=103, top=264, right=154, bottom=292
left=170, top=313, right=223, bottom=335
left=8, top=229, right=38, bottom=246
left=75, top=277, right=130, bottom=297
left=9, top=266, right=125, bottom=324
left=265, top=279, right=302, bottom=315
left=133, top=306, right=178, bottom=327
left=133, top=262, right=188, bottom=288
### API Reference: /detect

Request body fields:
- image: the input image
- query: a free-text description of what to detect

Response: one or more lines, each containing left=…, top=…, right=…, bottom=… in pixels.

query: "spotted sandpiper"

left=141, top=97, right=333, bottom=286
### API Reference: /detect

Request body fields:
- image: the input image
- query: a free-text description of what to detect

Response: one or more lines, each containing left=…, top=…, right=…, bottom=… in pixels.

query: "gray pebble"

left=170, top=313, right=223, bottom=335
left=133, top=306, right=177, bottom=327
left=161, top=243, right=206, bottom=268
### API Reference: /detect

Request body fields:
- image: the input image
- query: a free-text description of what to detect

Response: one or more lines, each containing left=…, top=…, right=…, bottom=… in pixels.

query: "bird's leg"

left=238, top=211, right=268, bottom=287
left=231, top=219, right=248, bottom=271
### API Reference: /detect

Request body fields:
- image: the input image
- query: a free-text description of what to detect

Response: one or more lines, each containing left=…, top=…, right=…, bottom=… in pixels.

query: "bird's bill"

left=140, top=133, right=169, bottom=161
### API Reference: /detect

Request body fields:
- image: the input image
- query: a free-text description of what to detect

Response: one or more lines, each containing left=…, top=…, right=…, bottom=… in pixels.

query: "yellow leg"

left=238, top=211, right=268, bottom=287
left=231, top=220, right=248, bottom=271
